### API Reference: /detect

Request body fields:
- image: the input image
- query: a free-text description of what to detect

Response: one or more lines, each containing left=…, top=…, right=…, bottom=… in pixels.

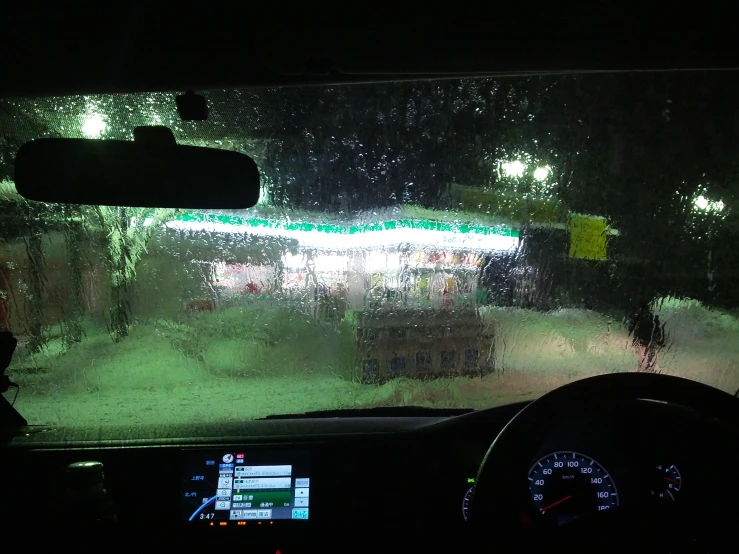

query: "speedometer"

left=528, top=451, right=618, bottom=522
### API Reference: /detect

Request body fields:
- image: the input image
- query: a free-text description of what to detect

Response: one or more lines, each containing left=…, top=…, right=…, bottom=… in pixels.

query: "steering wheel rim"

left=467, top=372, right=739, bottom=546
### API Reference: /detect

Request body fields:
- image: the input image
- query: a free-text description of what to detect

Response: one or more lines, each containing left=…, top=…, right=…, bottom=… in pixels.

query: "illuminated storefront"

left=164, top=212, right=520, bottom=312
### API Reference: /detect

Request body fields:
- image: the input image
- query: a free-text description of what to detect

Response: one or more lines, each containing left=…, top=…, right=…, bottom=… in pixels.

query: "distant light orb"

left=502, top=160, right=526, bottom=178
left=694, top=195, right=709, bottom=210
left=533, top=166, right=551, bottom=182
left=82, top=113, right=107, bottom=138
left=693, top=195, right=725, bottom=214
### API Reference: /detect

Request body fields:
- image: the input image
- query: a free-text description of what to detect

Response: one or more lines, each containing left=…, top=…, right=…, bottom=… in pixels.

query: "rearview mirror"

left=13, top=137, right=260, bottom=209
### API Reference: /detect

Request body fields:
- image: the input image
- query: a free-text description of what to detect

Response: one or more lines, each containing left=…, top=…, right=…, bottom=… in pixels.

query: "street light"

left=693, top=195, right=725, bottom=214
left=533, top=166, right=551, bottom=182
left=81, top=113, right=107, bottom=138
left=501, top=160, right=526, bottom=178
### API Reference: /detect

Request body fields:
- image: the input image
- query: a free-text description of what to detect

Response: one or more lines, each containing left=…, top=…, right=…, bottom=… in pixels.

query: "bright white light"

left=501, top=160, right=526, bottom=178
left=367, top=251, right=401, bottom=272
left=283, top=252, right=305, bottom=270
left=81, top=113, right=107, bottom=138
left=314, top=254, right=349, bottom=273
left=533, top=166, right=551, bottom=182
left=163, top=220, right=519, bottom=252
left=694, top=195, right=709, bottom=210
left=284, top=252, right=356, bottom=273
left=693, top=195, right=725, bottom=214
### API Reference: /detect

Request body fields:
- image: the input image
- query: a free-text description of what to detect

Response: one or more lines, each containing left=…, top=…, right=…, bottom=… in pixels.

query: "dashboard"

left=522, top=400, right=721, bottom=525
left=1, top=397, right=735, bottom=553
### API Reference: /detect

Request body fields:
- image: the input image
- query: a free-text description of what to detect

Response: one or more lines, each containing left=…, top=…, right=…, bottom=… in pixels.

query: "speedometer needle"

left=540, top=495, right=572, bottom=513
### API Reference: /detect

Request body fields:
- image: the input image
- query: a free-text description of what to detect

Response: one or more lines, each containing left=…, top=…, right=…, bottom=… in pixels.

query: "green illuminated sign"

left=176, top=213, right=519, bottom=238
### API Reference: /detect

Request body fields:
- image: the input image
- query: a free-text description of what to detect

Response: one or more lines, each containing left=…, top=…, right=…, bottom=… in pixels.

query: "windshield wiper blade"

left=259, top=406, right=474, bottom=419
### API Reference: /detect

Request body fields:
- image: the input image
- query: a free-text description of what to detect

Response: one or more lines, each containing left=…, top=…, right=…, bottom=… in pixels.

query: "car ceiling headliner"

left=1, top=9, right=737, bottom=97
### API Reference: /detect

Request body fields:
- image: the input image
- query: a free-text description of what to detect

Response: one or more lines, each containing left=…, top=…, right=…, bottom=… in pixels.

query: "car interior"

left=2, top=10, right=739, bottom=553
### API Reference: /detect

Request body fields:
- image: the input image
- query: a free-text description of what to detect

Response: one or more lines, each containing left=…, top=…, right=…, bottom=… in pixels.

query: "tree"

left=2, top=95, right=183, bottom=344
left=61, top=220, right=85, bottom=347
left=88, top=206, right=177, bottom=341
left=0, top=182, right=91, bottom=352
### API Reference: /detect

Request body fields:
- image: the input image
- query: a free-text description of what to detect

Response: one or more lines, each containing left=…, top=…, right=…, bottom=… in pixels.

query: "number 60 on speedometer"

left=528, top=451, right=619, bottom=519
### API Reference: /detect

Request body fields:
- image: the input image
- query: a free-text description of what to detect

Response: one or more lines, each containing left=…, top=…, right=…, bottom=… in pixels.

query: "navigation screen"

left=182, top=450, right=310, bottom=524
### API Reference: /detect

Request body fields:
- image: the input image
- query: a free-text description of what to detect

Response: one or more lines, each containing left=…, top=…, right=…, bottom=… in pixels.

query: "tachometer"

left=528, top=451, right=618, bottom=523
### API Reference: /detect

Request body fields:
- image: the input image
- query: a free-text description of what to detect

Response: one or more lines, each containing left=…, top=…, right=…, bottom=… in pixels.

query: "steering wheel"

left=467, top=373, right=739, bottom=551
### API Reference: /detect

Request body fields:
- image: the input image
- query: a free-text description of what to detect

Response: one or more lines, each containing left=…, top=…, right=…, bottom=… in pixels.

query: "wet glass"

left=1, top=73, right=738, bottom=429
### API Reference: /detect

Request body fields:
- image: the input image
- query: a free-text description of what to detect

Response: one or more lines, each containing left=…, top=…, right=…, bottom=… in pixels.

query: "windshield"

left=2, top=73, right=738, bottom=429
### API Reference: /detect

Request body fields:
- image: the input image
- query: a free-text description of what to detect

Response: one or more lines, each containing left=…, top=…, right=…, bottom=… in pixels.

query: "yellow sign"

left=569, top=215, right=608, bottom=260
left=412, top=276, right=429, bottom=293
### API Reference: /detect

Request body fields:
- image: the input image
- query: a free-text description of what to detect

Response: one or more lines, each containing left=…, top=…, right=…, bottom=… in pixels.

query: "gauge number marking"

left=528, top=451, right=619, bottom=517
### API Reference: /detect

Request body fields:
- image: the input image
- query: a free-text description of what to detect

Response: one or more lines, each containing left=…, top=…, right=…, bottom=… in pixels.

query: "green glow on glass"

left=174, top=213, right=520, bottom=238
